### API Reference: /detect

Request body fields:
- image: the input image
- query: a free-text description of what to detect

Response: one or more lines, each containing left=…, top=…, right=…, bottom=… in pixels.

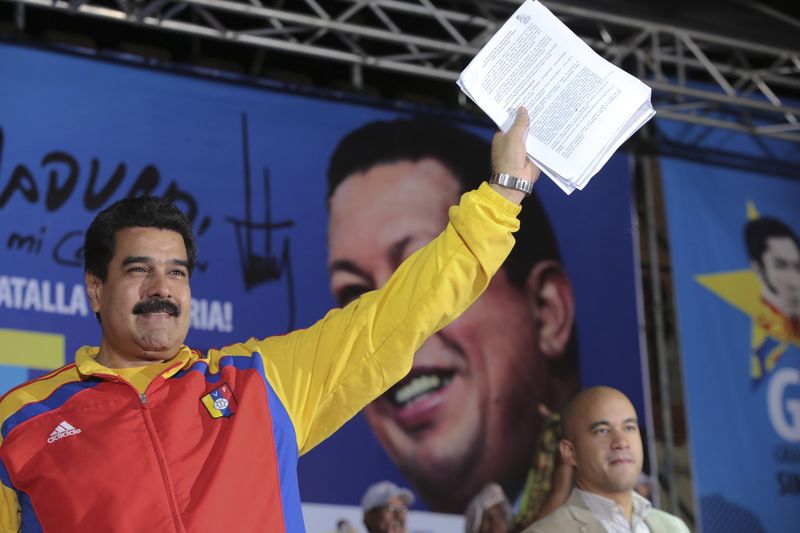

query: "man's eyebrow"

left=329, top=235, right=415, bottom=279
left=388, top=236, right=413, bottom=270
left=587, top=418, right=639, bottom=431
left=121, top=256, right=152, bottom=266
left=121, top=257, right=190, bottom=269
left=329, top=259, right=371, bottom=280
left=171, top=259, right=191, bottom=270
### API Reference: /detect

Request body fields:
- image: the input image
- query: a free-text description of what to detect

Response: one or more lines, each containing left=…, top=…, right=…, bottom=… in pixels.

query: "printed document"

left=458, top=0, right=655, bottom=193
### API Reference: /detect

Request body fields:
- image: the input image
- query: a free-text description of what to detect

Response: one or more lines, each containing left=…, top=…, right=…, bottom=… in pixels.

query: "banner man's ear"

left=526, top=260, right=575, bottom=359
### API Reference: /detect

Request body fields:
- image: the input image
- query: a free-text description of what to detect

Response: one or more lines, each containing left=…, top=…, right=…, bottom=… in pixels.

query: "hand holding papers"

left=457, top=0, right=655, bottom=194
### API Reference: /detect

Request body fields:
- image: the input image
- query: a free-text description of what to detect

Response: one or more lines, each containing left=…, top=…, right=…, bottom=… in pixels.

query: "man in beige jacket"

left=524, top=387, right=689, bottom=532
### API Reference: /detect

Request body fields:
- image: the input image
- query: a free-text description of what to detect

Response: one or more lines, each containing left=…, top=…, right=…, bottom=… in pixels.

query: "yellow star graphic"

left=696, top=270, right=798, bottom=381
left=696, top=259, right=799, bottom=383
left=694, top=199, right=799, bottom=382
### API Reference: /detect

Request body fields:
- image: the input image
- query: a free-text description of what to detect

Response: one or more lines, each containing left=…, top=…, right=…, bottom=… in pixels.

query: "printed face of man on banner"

left=325, top=119, right=580, bottom=513
left=745, top=217, right=800, bottom=319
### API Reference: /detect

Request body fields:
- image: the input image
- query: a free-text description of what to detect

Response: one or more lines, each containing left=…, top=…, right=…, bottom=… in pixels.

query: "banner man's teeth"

left=394, top=374, right=448, bottom=405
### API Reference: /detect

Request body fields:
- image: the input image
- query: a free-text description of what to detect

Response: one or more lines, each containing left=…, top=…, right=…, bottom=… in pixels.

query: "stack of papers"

left=458, top=0, right=655, bottom=194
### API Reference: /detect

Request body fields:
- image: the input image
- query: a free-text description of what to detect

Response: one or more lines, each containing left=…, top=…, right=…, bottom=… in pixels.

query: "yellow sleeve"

left=237, top=183, right=521, bottom=454
left=0, top=473, right=20, bottom=532
left=1, top=400, right=22, bottom=532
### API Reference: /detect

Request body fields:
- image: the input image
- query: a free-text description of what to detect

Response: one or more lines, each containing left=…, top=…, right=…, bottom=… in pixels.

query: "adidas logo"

left=47, top=421, right=81, bottom=444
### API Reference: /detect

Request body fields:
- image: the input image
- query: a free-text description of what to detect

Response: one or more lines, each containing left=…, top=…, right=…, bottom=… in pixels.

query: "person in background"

left=361, top=481, right=415, bottom=533
left=465, top=483, right=513, bottom=533
left=523, top=386, right=690, bottom=532
left=333, top=518, right=357, bottom=533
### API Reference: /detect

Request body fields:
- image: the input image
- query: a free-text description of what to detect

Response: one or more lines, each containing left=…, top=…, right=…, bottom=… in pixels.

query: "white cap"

left=464, top=483, right=511, bottom=533
left=361, top=481, right=415, bottom=512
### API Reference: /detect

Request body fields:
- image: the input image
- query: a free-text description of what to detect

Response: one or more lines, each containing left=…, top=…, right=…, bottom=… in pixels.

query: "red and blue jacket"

left=0, top=184, right=520, bottom=532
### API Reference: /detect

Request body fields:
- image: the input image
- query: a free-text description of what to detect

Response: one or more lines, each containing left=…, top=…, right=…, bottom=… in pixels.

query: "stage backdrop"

left=0, top=42, right=646, bottom=524
left=661, top=127, right=800, bottom=532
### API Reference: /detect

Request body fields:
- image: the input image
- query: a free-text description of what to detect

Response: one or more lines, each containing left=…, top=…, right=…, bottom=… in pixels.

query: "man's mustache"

left=132, top=298, right=180, bottom=317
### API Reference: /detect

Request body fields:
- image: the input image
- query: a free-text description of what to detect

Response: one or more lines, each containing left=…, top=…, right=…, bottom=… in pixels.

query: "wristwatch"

left=489, top=171, right=535, bottom=196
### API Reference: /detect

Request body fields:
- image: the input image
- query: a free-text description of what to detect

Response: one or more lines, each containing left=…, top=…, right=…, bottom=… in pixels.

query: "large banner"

left=662, top=152, right=800, bottom=532
left=0, top=43, right=645, bottom=526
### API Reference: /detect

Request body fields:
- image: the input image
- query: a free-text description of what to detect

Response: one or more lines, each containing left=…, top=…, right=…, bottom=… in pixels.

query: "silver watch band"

left=489, top=171, right=534, bottom=196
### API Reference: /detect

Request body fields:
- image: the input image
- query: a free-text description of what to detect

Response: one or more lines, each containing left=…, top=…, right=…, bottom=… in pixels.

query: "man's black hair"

left=328, top=118, right=561, bottom=285
left=745, top=216, right=800, bottom=267
left=84, top=196, right=197, bottom=281
left=327, top=118, right=577, bottom=377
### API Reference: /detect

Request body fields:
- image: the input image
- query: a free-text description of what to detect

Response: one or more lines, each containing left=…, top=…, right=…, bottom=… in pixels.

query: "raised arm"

left=236, top=110, right=540, bottom=453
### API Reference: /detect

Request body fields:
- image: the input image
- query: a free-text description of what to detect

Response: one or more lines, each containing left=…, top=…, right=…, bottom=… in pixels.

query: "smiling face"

left=560, top=387, right=643, bottom=502
left=86, top=227, right=192, bottom=368
left=328, top=159, right=561, bottom=512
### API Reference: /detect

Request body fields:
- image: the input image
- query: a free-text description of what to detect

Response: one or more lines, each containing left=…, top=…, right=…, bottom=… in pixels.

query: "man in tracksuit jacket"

left=0, top=110, right=538, bottom=532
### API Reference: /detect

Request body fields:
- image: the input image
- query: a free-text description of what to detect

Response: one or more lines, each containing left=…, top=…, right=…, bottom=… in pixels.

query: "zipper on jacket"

left=93, top=370, right=184, bottom=530
left=139, top=396, right=186, bottom=532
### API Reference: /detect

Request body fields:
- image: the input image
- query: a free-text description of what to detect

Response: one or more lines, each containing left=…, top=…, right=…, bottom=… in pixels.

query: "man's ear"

left=85, top=271, right=103, bottom=314
left=559, top=438, right=577, bottom=467
left=526, top=260, right=575, bottom=359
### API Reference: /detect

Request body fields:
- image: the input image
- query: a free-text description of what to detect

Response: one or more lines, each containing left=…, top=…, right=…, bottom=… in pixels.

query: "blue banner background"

left=0, top=43, right=644, bottom=510
left=661, top=134, right=800, bottom=532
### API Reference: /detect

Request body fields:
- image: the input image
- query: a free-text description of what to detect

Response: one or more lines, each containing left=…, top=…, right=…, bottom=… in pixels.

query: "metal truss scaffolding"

left=8, top=0, right=800, bottom=142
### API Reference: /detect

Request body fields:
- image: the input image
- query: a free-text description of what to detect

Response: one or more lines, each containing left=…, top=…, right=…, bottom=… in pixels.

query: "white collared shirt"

left=576, top=488, right=652, bottom=533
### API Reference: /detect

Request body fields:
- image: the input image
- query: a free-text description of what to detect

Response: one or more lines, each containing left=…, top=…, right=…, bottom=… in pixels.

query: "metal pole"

left=14, top=0, right=25, bottom=31
left=641, top=144, right=679, bottom=515
left=631, top=153, right=661, bottom=509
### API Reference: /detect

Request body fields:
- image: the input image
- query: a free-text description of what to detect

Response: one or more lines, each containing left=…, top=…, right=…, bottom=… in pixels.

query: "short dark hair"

left=328, top=118, right=561, bottom=284
left=744, top=216, right=799, bottom=266
left=327, top=118, right=577, bottom=377
left=84, top=196, right=197, bottom=280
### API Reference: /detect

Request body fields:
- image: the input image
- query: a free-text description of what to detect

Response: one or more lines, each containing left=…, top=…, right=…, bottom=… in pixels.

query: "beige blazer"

left=523, top=489, right=691, bottom=533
